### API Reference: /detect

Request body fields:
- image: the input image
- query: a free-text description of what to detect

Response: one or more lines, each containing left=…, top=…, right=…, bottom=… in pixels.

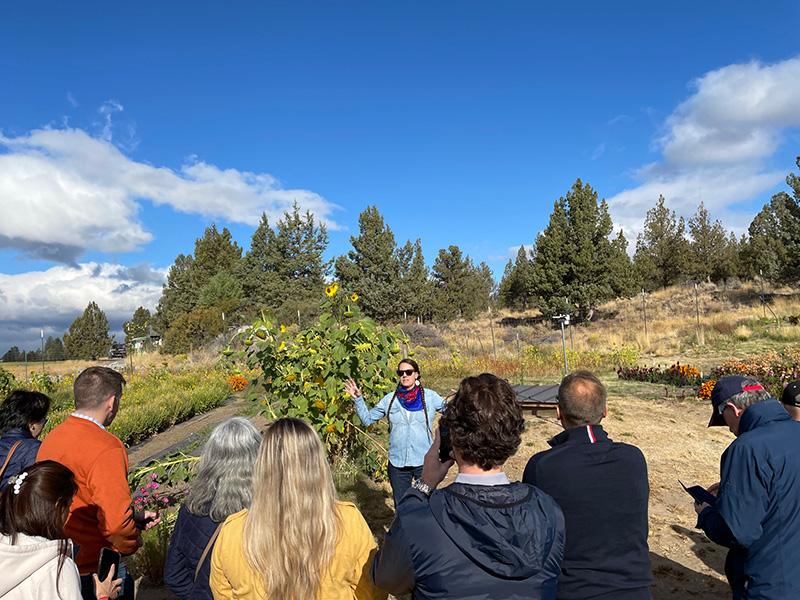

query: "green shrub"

left=0, top=367, right=15, bottom=397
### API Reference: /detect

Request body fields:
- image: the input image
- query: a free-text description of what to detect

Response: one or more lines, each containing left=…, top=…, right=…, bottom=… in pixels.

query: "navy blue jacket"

left=0, top=427, right=41, bottom=487
left=697, top=399, right=800, bottom=600
left=372, top=481, right=565, bottom=599
left=164, top=505, right=221, bottom=600
left=523, top=425, right=652, bottom=600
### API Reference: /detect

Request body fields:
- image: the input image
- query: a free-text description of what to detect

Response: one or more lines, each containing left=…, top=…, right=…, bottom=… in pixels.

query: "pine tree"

left=191, top=224, right=243, bottom=291
left=2, top=347, right=23, bottom=362
left=199, top=272, right=244, bottom=316
left=607, top=230, right=638, bottom=298
left=529, top=199, right=571, bottom=317
left=155, top=254, right=197, bottom=333
left=399, top=239, right=434, bottom=321
left=63, top=301, right=111, bottom=360
left=498, top=246, right=534, bottom=310
left=241, top=206, right=329, bottom=324
left=335, top=206, right=402, bottom=322
left=431, top=246, right=491, bottom=321
left=124, top=307, right=152, bottom=344
left=633, top=195, right=689, bottom=290
left=687, top=202, right=731, bottom=283
left=43, top=336, right=66, bottom=361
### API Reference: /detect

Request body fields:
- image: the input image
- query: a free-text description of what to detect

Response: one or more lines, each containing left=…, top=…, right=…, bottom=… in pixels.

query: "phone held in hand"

left=97, top=547, right=121, bottom=581
left=439, top=424, right=452, bottom=463
left=679, top=480, right=717, bottom=506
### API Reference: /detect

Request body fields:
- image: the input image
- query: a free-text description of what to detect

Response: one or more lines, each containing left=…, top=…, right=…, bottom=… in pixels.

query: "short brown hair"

left=441, top=373, right=524, bottom=471
left=558, top=370, right=606, bottom=427
left=74, top=367, right=125, bottom=410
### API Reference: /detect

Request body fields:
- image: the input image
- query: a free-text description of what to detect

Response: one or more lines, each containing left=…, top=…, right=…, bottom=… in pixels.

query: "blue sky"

left=2, top=1, right=800, bottom=350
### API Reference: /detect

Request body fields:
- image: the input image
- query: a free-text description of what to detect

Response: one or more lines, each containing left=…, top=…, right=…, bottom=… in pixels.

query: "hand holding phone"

left=97, top=547, right=121, bottom=581
left=438, top=423, right=453, bottom=463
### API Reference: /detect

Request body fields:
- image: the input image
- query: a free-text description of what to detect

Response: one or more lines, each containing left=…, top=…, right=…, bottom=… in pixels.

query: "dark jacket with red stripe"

left=523, top=425, right=652, bottom=600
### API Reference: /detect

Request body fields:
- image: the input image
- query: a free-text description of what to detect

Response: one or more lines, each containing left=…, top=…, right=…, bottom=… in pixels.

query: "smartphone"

left=97, top=547, right=121, bottom=581
left=679, top=481, right=717, bottom=506
left=438, top=424, right=452, bottom=462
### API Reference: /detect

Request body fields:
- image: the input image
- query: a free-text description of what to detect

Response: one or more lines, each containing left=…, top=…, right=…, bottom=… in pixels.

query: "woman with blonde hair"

left=209, top=418, right=386, bottom=600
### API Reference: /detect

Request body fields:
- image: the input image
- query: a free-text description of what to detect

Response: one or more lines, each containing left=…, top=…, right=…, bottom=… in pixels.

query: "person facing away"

left=164, top=417, right=262, bottom=600
left=209, top=417, right=387, bottom=600
left=346, top=357, right=446, bottom=507
left=0, top=460, right=122, bottom=600
left=38, top=366, right=157, bottom=600
left=522, top=370, right=652, bottom=600
left=780, top=380, right=800, bottom=421
left=695, top=375, right=800, bottom=600
left=0, top=390, right=51, bottom=487
left=373, top=372, right=565, bottom=600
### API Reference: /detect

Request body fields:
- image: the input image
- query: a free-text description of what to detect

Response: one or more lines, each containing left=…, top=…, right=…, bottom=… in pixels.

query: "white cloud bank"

left=608, top=56, right=800, bottom=239
left=0, top=127, right=338, bottom=263
left=0, top=262, right=166, bottom=352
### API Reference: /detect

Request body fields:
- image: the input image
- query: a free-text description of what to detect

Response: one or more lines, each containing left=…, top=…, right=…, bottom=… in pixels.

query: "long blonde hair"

left=243, top=418, right=340, bottom=600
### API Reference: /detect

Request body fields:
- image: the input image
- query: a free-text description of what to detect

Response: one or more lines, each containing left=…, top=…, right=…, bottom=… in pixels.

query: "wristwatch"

left=411, top=478, right=433, bottom=496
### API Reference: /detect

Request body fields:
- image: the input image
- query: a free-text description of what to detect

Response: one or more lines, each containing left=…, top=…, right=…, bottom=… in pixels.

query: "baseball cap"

left=782, top=380, right=800, bottom=407
left=708, top=375, right=766, bottom=427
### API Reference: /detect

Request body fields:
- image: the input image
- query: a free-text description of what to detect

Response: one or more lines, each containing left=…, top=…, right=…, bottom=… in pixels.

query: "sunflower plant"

left=229, top=283, right=407, bottom=478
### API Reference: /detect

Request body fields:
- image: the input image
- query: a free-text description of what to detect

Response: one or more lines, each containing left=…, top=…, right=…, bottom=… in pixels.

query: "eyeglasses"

left=397, top=369, right=415, bottom=377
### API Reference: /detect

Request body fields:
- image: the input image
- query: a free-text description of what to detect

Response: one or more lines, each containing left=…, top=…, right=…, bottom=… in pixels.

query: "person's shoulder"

left=609, top=439, right=647, bottom=461
left=335, top=501, right=369, bottom=525
left=223, top=508, right=248, bottom=527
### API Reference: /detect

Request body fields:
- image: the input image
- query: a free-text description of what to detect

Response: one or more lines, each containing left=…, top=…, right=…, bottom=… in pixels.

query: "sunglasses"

left=397, top=369, right=416, bottom=377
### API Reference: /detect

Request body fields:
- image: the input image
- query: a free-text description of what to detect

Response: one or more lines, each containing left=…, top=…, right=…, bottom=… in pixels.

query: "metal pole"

left=24, top=351, right=28, bottom=381
left=560, top=320, right=569, bottom=376
left=694, top=283, right=700, bottom=328
left=489, top=308, right=497, bottom=359
left=642, top=289, right=649, bottom=346
left=40, top=329, right=45, bottom=373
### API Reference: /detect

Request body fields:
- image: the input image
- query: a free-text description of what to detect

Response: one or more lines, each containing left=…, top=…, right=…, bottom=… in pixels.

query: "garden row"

left=0, top=367, right=231, bottom=447
left=617, top=347, right=800, bottom=400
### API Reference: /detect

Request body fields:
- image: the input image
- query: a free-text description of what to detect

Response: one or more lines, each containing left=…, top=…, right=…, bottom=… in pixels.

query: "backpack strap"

left=195, top=522, right=223, bottom=581
left=0, top=441, right=23, bottom=481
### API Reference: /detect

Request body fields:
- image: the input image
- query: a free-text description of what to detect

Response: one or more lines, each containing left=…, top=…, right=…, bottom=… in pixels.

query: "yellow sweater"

left=210, top=502, right=387, bottom=600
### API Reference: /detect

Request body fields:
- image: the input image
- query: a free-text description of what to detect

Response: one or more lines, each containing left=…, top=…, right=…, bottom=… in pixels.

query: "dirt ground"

left=136, top=379, right=733, bottom=599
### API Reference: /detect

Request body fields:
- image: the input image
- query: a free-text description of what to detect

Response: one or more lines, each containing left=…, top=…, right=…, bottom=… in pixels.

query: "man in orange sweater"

left=38, top=366, right=155, bottom=600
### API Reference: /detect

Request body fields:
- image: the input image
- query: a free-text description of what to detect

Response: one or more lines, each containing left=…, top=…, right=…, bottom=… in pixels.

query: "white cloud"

left=608, top=56, right=800, bottom=241
left=66, top=92, right=79, bottom=108
left=0, top=127, right=339, bottom=262
left=0, top=262, right=166, bottom=352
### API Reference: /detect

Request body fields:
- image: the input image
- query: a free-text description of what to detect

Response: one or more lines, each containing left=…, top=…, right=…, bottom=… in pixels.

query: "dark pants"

left=80, top=560, right=134, bottom=600
left=388, top=462, right=423, bottom=508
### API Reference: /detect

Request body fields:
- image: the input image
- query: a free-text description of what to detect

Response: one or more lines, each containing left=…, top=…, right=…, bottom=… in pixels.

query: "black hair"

left=386, top=358, right=430, bottom=439
left=0, top=461, right=77, bottom=595
left=0, top=390, right=51, bottom=435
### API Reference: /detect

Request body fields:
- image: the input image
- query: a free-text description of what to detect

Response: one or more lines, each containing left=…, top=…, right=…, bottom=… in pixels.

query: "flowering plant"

left=132, top=473, right=172, bottom=513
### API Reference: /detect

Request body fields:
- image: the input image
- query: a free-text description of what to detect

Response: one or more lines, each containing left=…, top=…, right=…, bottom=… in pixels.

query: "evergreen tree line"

left=498, top=157, right=800, bottom=319
left=152, top=204, right=494, bottom=353
left=5, top=156, right=797, bottom=360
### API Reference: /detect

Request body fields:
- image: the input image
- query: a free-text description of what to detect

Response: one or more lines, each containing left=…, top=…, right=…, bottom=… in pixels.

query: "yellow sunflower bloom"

left=351, top=292, right=359, bottom=302
left=280, top=324, right=286, bottom=333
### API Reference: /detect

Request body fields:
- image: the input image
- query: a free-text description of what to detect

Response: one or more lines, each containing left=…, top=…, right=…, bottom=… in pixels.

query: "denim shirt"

left=354, top=387, right=445, bottom=467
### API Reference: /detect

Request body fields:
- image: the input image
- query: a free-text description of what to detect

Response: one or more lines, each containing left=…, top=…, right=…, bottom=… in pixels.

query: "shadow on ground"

left=651, top=552, right=730, bottom=599
left=337, top=475, right=395, bottom=539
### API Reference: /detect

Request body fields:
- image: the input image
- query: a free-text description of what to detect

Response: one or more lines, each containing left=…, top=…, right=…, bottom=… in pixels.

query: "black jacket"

left=164, top=505, right=221, bottom=600
left=0, top=427, right=41, bottom=487
left=372, top=481, right=565, bottom=600
left=523, top=425, right=652, bottom=600
left=697, top=399, right=800, bottom=600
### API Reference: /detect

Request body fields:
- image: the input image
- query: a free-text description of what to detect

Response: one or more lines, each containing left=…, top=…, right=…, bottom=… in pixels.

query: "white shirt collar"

left=71, top=412, right=106, bottom=430
left=454, top=472, right=510, bottom=486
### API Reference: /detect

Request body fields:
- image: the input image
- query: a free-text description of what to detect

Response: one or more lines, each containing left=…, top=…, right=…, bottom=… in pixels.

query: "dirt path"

left=127, top=396, right=267, bottom=467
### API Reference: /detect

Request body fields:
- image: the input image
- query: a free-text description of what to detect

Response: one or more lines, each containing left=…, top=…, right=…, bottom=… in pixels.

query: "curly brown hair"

left=441, top=373, right=524, bottom=471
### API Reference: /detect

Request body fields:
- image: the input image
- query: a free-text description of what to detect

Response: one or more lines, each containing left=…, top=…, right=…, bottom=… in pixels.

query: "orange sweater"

left=38, top=416, right=140, bottom=574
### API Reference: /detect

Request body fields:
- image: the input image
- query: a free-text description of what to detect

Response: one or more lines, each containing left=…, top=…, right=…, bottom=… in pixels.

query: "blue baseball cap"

left=709, top=375, right=766, bottom=427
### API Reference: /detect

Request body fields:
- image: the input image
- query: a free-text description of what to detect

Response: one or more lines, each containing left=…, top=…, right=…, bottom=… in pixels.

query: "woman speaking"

left=345, top=358, right=445, bottom=507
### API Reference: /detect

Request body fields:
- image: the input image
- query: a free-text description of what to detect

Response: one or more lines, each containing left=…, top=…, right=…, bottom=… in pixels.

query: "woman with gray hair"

left=164, top=417, right=262, bottom=600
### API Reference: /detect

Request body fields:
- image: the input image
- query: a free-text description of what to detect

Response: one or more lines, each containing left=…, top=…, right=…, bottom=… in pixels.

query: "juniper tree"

left=64, top=301, right=111, bottom=360
left=633, top=195, right=689, bottom=290
left=335, top=206, right=402, bottom=322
